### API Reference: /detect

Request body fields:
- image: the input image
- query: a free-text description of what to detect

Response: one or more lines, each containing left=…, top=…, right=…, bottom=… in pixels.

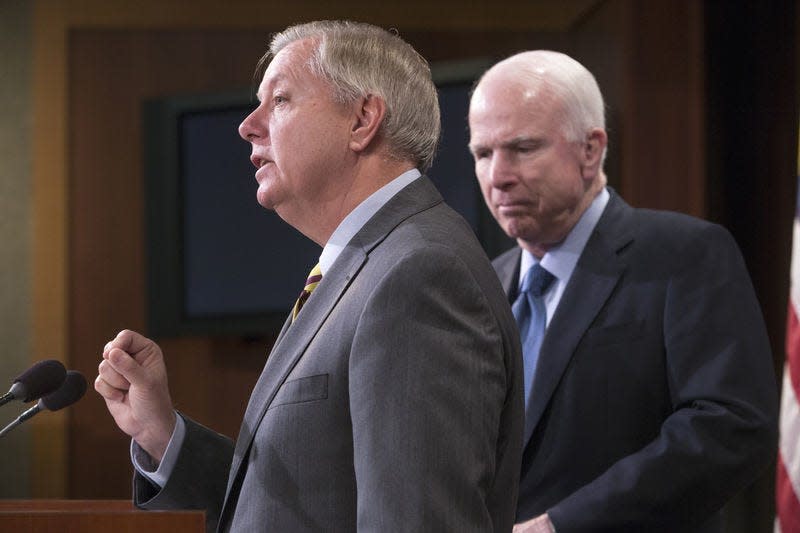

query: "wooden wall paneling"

left=67, top=29, right=278, bottom=498
left=705, top=0, right=798, bottom=367
left=569, top=0, right=628, bottom=193
left=621, top=0, right=706, bottom=216
left=569, top=0, right=706, bottom=216
left=31, top=0, right=71, bottom=498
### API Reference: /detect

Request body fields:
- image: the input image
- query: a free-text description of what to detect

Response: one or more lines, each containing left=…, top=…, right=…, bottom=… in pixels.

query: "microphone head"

left=40, top=371, right=87, bottom=411
left=13, top=360, right=67, bottom=402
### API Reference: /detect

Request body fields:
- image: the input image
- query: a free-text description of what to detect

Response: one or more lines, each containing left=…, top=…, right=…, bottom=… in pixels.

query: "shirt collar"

left=519, top=187, right=610, bottom=288
left=319, top=169, right=422, bottom=275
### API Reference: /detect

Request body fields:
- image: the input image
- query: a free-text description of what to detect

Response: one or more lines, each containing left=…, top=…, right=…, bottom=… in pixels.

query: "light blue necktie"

left=512, top=263, right=555, bottom=441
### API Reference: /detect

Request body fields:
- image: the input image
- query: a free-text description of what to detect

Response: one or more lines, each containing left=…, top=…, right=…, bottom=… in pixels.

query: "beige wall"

left=0, top=0, right=32, bottom=497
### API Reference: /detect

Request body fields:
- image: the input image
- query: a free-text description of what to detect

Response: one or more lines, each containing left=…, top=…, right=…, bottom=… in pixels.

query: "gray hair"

left=259, top=20, right=441, bottom=172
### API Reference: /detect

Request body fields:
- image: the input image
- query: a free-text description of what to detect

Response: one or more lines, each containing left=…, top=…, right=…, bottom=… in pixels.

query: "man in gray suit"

left=468, top=51, right=777, bottom=532
left=95, top=20, right=523, bottom=532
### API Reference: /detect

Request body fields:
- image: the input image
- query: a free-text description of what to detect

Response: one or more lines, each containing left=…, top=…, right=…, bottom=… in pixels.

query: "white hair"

left=480, top=50, right=607, bottom=162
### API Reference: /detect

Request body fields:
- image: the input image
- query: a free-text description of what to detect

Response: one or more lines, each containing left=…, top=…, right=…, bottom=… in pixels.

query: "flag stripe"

left=778, top=166, right=800, bottom=532
left=788, top=217, right=800, bottom=404
left=779, top=351, right=800, bottom=498
left=787, top=302, right=800, bottom=415
left=777, top=449, right=800, bottom=532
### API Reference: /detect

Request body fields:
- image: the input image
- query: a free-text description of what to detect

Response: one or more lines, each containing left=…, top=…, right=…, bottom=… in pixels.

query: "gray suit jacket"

left=493, top=190, right=778, bottom=532
left=135, top=176, right=524, bottom=532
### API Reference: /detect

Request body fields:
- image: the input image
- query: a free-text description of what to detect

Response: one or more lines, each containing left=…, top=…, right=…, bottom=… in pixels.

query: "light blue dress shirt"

left=517, top=188, right=610, bottom=326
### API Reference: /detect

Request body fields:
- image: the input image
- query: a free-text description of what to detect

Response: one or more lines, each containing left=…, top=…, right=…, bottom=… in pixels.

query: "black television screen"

left=143, top=58, right=511, bottom=338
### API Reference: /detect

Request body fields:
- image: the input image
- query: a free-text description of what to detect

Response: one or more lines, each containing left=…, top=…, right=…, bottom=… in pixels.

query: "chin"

left=256, top=192, right=277, bottom=211
left=504, top=223, right=540, bottom=244
left=502, top=219, right=526, bottom=240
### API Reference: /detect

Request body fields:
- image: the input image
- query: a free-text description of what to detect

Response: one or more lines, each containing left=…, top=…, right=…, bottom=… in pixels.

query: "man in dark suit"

left=468, top=50, right=778, bottom=532
left=94, top=21, right=523, bottom=532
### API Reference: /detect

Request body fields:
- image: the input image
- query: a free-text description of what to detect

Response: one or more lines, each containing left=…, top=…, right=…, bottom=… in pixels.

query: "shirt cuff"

left=515, top=513, right=556, bottom=533
left=130, top=412, right=186, bottom=488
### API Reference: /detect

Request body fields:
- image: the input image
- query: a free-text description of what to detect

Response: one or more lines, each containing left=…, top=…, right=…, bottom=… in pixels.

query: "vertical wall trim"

left=31, top=0, right=69, bottom=497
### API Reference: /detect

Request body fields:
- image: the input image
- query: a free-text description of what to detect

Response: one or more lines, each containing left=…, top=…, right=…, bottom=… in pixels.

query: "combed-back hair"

left=257, top=20, right=441, bottom=172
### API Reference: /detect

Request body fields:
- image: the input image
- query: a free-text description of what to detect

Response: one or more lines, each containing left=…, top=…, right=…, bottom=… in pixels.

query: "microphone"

left=0, top=359, right=67, bottom=407
left=0, top=371, right=87, bottom=438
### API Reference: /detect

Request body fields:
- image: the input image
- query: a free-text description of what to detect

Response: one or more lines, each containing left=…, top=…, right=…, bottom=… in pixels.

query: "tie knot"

left=520, top=264, right=555, bottom=298
left=292, top=263, right=322, bottom=322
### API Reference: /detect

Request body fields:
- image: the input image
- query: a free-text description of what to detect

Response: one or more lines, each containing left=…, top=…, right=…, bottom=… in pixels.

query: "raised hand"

left=95, top=329, right=177, bottom=462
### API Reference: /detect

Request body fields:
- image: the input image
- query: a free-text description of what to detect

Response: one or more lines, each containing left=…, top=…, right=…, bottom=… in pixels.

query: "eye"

left=273, top=94, right=288, bottom=106
left=472, top=148, right=491, bottom=161
left=514, top=140, right=543, bottom=155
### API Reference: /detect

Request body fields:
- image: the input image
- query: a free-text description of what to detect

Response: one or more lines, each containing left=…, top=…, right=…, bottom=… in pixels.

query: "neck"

left=306, top=157, right=416, bottom=246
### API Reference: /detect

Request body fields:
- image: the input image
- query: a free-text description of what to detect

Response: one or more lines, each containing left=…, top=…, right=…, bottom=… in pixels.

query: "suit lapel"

left=218, top=176, right=443, bottom=526
left=227, top=247, right=367, bottom=478
left=525, top=192, right=634, bottom=443
left=494, top=248, right=522, bottom=299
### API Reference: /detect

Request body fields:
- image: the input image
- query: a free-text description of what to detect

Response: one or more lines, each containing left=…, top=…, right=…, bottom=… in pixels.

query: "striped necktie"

left=292, top=263, right=322, bottom=322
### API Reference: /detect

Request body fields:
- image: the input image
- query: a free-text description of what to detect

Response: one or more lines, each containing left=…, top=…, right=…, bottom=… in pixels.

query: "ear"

left=580, top=128, right=607, bottom=179
left=349, top=94, right=386, bottom=153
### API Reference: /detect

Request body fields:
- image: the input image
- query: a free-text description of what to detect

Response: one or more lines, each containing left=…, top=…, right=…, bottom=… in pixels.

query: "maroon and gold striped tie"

left=292, top=263, right=322, bottom=322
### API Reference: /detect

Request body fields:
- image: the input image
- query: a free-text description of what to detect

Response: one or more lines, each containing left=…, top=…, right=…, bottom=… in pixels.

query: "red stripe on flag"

left=777, top=451, right=800, bottom=533
left=780, top=278, right=800, bottom=530
left=787, top=303, right=800, bottom=398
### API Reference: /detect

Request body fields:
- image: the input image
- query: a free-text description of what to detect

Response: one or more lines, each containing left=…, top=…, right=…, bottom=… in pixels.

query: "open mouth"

left=250, top=155, right=270, bottom=169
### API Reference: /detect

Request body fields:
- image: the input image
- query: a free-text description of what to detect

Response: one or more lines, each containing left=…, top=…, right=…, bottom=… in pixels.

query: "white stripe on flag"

left=791, top=219, right=800, bottom=315
left=781, top=364, right=800, bottom=500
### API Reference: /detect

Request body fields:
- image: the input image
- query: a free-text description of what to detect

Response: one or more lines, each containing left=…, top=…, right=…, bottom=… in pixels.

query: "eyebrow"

left=469, top=135, right=544, bottom=153
left=504, top=136, right=543, bottom=148
left=468, top=141, right=486, bottom=154
left=255, top=73, right=288, bottom=102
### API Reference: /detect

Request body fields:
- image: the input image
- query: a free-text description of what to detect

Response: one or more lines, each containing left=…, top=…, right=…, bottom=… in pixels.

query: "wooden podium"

left=0, top=499, right=204, bottom=532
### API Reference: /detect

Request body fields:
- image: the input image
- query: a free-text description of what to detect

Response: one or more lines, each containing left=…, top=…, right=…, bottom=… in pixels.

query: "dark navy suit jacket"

left=494, top=189, right=778, bottom=532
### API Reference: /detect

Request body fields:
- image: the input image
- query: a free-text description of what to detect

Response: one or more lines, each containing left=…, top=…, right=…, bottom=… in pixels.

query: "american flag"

left=777, top=167, right=800, bottom=533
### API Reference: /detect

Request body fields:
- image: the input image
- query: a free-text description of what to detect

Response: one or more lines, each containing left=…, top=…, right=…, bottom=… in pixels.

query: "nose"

left=238, top=105, right=266, bottom=143
left=487, top=151, right=518, bottom=189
